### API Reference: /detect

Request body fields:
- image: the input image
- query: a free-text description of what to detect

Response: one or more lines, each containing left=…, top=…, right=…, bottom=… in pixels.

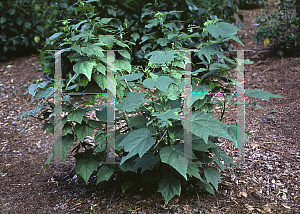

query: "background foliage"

left=256, top=0, right=300, bottom=57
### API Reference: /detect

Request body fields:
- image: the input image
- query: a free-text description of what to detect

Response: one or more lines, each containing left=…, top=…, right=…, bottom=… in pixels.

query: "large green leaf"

left=128, top=115, right=148, bottom=128
left=75, top=156, right=98, bottom=184
left=152, top=108, right=181, bottom=127
left=198, top=180, right=215, bottom=195
left=73, top=60, right=97, bottom=81
left=203, top=166, right=221, bottom=191
left=115, top=60, right=131, bottom=72
left=92, top=73, right=107, bottom=90
left=74, top=122, right=94, bottom=143
left=159, top=144, right=189, bottom=180
left=118, top=128, right=156, bottom=164
left=192, top=137, right=219, bottom=152
left=157, top=177, right=181, bottom=204
left=117, top=73, right=143, bottom=82
left=36, top=86, right=54, bottom=100
left=192, top=85, right=210, bottom=102
left=116, top=91, right=144, bottom=112
left=143, top=76, right=175, bottom=92
left=182, top=111, right=235, bottom=143
left=81, top=43, right=104, bottom=58
left=196, top=43, right=219, bottom=63
left=147, top=51, right=176, bottom=66
left=98, top=34, right=115, bottom=47
left=206, top=22, right=241, bottom=38
left=52, top=134, right=74, bottom=162
left=67, top=108, right=86, bottom=124
left=245, top=88, right=285, bottom=101
left=187, top=164, right=203, bottom=181
left=133, top=152, right=159, bottom=173
left=96, top=63, right=106, bottom=75
left=96, top=165, right=114, bottom=184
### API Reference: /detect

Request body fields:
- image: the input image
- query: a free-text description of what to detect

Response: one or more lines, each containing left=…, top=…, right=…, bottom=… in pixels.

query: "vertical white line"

left=53, top=50, right=63, bottom=163
left=106, top=50, right=117, bottom=164
left=183, top=51, right=193, bottom=164
left=236, top=50, right=245, bottom=164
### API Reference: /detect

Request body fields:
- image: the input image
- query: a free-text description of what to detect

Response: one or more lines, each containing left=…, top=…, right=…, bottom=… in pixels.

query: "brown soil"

left=1, top=2, right=299, bottom=213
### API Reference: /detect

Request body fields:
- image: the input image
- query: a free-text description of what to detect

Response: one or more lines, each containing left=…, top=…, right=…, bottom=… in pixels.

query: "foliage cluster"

left=38, top=0, right=244, bottom=81
left=19, top=0, right=285, bottom=204
left=0, top=0, right=78, bottom=61
left=256, top=0, right=300, bottom=57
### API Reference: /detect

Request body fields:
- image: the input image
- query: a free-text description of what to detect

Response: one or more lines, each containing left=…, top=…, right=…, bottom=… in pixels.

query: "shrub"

left=256, top=0, right=300, bottom=57
left=19, top=0, right=285, bottom=204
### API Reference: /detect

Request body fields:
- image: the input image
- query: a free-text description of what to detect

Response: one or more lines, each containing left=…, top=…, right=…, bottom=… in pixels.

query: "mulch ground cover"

left=0, top=2, right=299, bottom=213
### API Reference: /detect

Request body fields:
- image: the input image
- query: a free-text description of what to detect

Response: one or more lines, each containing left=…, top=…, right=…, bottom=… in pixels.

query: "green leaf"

left=37, top=87, right=54, bottom=100
left=187, top=164, right=203, bottom=181
left=158, top=177, right=181, bottom=204
left=67, top=108, right=86, bottom=124
left=96, top=107, right=107, bottom=122
left=81, top=43, right=104, bottom=58
left=159, top=144, right=189, bottom=180
left=145, top=19, right=158, bottom=28
left=183, top=111, right=235, bottom=143
left=73, top=60, right=96, bottom=81
left=203, top=167, right=221, bottom=191
left=26, top=82, right=48, bottom=96
left=43, top=152, right=54, bottom=172
left=131, top=33, right=140, bottom=42
left=198, top=180, right=215, bottom=195
left=96, top=165, right=114, bottom=184
left=100, top=18, right=112, bottom=24
left=0, top=17, right=6, bottom=24
left=152, top=108, right=181, bottom=127
left=133, top=152, right=160, bottom=173
left=166, top=84, right=178, bottom=100
left=75, top=156, right=98, bottom=184
left=117, top=73, right=143, bottom=82
left=116, top=91, right=144, bottom=112
left=192, top=85, right=210, bottom=102
left=98, top=35, right=115, bottom=47
left=74, top=122, right=94, bottom=143
left=96, top=63, right=106, bottom=75
left=196, top=43, right=219, bottom=63
left=206, top=22, right=241, bottom=38
left=24, top=22, right=31, bottom=29
left=157, top=38, right=168, bottom=46
left=69, top=32, right=95, bottom=42
left=119, top=50, right=131, bottom=59
left=245, top=88, right=285, bottom=101
left=143, top=76, right=175, bottom=92
left=192, top=137, right=218, bottom=152
left=62, top=123, right=72, bottom=136
left=118, top=128, right=156, bottom=164
left=48, top=32, right=63, bottom=41
left=114, top=60, right=131, bottom=72
left=52, top=134, right=74, bottom=161
left=128, top=115, right=148, bottom=128
left=34, top=36, right=40, bottom=43
left=92, top=73, right=107, bottom=90
left=147, top=51, right=176, bottom=66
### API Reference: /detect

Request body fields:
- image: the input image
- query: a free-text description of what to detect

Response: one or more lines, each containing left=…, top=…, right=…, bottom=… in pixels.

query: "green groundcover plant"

left=19, top=0, right=285, bottom=204
left=256, top=0, right=300, bottom=57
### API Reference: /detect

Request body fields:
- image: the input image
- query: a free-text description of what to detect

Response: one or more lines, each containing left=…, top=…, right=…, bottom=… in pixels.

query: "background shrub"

left=256, top=0, right=300, bottom=57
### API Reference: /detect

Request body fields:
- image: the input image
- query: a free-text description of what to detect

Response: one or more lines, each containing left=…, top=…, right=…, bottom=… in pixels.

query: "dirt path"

left=1, top=4, right=299, bottom=214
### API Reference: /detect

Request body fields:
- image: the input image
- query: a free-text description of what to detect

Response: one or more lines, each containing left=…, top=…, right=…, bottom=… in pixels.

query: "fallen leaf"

left=245, top=204, right=255, bottom=211
left=238, top=192, right=248, bottom=197
left=263, top=205, right=271, bottom=212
